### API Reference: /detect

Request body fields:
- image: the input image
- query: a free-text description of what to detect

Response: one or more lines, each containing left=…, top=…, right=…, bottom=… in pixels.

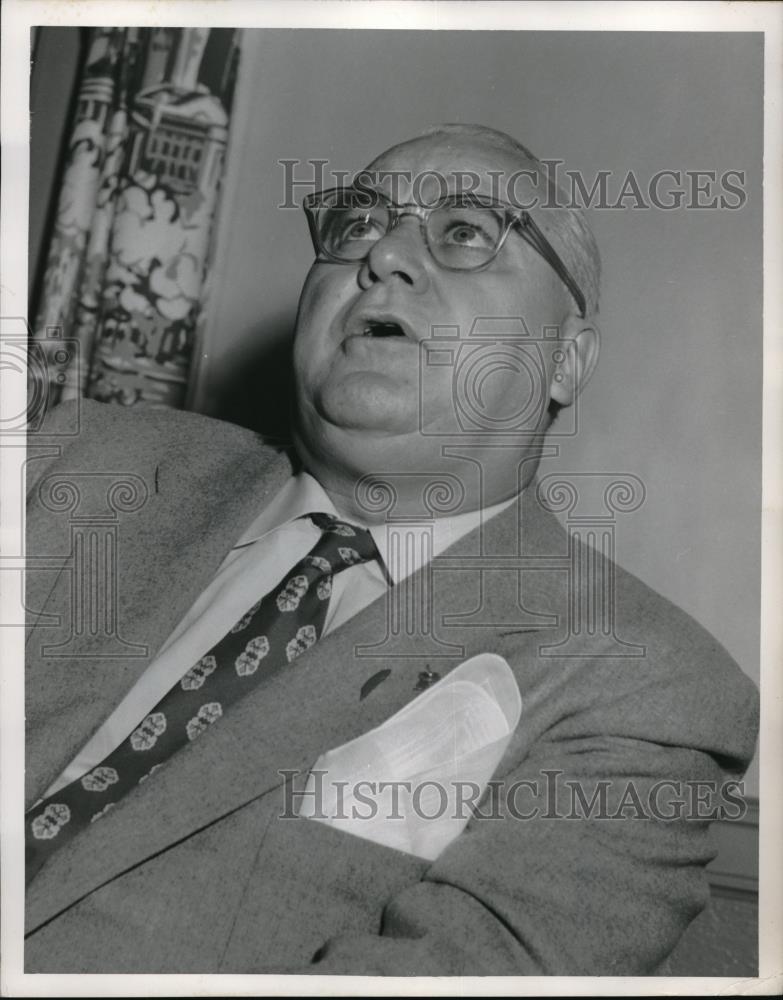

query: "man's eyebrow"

left=353, top=168, right=414, bottom=205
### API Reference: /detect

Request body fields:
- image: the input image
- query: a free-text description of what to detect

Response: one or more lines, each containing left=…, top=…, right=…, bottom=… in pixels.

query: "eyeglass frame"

left=302, top=185, right=587, bottom=319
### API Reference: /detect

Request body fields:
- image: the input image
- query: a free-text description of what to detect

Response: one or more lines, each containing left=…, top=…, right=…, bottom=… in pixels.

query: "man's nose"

left=357, top=219, right=430, bottom=292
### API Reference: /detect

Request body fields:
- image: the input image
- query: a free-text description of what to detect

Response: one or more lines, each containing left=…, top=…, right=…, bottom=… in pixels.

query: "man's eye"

left=446, top=224, right=482, bottom=245
left=440, top=218, right=494, bottom=249
left=342, top=216, right=384, bottom=242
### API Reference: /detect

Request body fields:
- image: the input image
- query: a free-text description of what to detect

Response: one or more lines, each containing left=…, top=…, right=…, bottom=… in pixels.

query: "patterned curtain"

left=31, top=27, right=241, bottom=409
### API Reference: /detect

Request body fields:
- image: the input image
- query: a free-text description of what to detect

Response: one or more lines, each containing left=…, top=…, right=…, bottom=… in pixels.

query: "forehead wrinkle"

left=363, top=143, right=545, bottom=207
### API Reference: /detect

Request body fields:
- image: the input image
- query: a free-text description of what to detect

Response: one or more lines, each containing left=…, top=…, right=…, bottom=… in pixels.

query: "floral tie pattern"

left=26, top=513, right=378, bottom=883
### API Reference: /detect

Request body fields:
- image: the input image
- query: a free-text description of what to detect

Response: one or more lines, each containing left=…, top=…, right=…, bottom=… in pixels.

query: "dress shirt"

left=47, top=471, right=516, bottom=795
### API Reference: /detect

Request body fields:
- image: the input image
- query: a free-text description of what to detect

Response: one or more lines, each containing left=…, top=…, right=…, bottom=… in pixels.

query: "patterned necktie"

left=26, top=512, right=379, bottom=883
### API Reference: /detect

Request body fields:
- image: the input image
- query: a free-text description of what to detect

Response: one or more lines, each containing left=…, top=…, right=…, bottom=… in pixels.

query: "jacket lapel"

left=25, top=429, right=293, bottom=804
left=26, top=460, right=570, bottom=933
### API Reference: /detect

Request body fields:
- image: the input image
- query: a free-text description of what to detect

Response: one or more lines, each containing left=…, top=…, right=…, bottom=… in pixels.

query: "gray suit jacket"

left=24, top=400, right=758, bottom=974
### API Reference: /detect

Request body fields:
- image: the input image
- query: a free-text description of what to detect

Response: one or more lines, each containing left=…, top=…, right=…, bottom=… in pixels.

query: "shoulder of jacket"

left=27, top=399, right=293, bottom=506
left=32, top=398, right=283, bottom=463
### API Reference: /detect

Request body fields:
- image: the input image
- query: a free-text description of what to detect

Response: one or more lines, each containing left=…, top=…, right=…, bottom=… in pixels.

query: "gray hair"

left=419, top=123, right=602, bottom=317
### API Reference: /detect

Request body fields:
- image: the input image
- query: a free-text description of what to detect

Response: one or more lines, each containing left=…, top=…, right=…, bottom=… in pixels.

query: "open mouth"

left=362, top=321, right=406, bottom=338
left=343, top=310, right=417, bottom=344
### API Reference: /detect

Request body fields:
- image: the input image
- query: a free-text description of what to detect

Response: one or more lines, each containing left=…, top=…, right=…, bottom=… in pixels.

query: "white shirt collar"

left=234, top=471, right=517, bottom=586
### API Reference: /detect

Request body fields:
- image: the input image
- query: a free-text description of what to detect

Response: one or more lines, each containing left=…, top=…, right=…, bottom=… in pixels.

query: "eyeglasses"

left=302, top=186, right=587, bottom=318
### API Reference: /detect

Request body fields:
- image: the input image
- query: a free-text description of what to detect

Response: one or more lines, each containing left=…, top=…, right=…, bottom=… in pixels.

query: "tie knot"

left=308, top=512, right=379, bottom=568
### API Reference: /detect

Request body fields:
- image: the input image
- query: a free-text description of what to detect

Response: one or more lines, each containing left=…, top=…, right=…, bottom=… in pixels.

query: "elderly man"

left=24, top=124, right=758, bottom=975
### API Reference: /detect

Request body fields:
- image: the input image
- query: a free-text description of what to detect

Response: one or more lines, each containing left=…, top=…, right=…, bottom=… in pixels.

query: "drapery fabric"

left=31, top=27, right=241, bottom=409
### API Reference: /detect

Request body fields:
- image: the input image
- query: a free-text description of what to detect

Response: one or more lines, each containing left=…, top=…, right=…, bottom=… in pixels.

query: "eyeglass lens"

left=317, top=191, right=506, bottom=269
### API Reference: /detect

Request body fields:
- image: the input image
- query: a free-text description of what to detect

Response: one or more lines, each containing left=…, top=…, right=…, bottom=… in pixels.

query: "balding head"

left=369, top=122, right=602, bottom=318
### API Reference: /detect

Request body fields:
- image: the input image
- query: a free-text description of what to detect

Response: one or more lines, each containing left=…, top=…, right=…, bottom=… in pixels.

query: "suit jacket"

left=24, top=400, right=759, bottom=975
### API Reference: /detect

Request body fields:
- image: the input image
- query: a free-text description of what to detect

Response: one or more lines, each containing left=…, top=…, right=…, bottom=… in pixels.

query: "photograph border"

left=2, top=2, right=781, bottom=995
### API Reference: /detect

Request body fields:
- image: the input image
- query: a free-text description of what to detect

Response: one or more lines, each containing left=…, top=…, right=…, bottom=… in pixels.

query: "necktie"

left=26, top=512, right=379, bottom=882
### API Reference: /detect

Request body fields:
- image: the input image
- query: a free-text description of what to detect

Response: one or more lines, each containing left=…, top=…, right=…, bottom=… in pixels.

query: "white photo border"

left=2, top=2, right=781, bottom=995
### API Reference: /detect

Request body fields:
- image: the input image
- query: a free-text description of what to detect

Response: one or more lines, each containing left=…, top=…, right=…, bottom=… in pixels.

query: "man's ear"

left=549, top=315, right=600, bottom=408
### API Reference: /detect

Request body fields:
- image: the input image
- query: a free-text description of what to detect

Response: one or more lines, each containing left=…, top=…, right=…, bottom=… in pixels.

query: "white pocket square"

left=299, top=653, right=522, bottom=860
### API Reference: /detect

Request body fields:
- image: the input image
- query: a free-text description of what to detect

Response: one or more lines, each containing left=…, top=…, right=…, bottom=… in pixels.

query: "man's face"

left=291, top=132, right=579, bottom=502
